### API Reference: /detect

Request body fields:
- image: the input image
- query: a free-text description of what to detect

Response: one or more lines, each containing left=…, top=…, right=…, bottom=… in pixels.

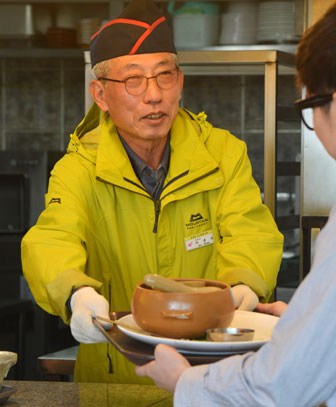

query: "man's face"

left=93, top=52, right=183, bottom=146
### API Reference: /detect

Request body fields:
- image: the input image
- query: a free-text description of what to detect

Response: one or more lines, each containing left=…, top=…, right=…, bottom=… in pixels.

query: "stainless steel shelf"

left=178, top=49, right=295, bottom=66
left=0, top=44, right=297, bottom=60
left=179, top=44, right=297, bottom=54
left=0, top=48, right=85, bottom=58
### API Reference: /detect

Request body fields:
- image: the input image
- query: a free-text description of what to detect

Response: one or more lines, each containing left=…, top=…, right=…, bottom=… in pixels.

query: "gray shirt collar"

left=119, top=133, right=170, bottom=198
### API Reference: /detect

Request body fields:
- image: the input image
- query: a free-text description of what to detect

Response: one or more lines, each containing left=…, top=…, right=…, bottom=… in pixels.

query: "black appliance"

left=0, top=173, right=29, bottom=233
left=0, top=151, right=48, bottom=229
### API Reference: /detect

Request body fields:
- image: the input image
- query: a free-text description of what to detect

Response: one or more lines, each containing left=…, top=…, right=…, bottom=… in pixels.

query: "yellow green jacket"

left=21, top=104, right=283, bottom=384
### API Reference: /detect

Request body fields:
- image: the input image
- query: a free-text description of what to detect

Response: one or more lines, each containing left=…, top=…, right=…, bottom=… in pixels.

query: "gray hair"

left=92, top=59, right=112, bottom=80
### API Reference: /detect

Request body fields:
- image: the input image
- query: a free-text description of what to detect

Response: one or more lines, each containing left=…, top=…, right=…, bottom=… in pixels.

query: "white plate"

left=117, top=311, right=279, bottom=355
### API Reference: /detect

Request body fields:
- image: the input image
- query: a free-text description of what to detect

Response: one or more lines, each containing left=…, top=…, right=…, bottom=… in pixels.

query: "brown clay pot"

left=131, top=278, right=235, bottom=339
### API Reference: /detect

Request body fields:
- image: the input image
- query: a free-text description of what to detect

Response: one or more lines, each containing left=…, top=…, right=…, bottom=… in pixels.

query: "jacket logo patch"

left=189, top=213, right=203, bottom=222
left=49, top=197, right=61, bottom=204
left=185, top=213, right=209, bottom=231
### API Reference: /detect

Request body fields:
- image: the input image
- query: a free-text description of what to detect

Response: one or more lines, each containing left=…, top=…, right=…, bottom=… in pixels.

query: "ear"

left=178, top=68, right=184, bottom=92
left=89, top=80, right=109, bottom=112
left=178, top=69, right=184, bottom=102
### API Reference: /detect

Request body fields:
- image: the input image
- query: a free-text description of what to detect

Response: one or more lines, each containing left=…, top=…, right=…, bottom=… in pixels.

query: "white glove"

left=231, top=285, right=259, bottom=311
left=70, top=286, right=112, bottom=344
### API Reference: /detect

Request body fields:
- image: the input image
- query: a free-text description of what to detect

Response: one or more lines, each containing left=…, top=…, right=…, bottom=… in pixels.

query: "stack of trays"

left=257, top=1, right=298, bottom=43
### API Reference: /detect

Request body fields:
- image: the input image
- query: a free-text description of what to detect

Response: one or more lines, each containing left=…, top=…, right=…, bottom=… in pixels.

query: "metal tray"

left=93, top=311, right=244, bottom=366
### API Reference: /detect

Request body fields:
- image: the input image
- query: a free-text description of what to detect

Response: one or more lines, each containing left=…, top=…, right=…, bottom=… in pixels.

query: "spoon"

left=94, top=315, right=162, bottom=337
left=144, top=274, right=221, bottom=293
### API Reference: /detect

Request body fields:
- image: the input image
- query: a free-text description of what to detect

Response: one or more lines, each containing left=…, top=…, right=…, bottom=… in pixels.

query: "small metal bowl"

left=206, top=327, right=255, bottom=342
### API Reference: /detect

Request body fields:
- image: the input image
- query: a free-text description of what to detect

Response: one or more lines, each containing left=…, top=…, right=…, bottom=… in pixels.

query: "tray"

left=0, top=385, right=16, bottom=404
left=93, top=311, right=255, bottom=366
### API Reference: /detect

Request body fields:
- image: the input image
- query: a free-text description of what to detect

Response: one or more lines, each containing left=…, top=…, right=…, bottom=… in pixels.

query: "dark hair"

left=296, top=3, right=336, bottom=94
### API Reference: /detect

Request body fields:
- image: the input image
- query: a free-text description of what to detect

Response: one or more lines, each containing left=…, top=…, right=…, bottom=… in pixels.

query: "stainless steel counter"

left=38, top=346, right=78, bottom=380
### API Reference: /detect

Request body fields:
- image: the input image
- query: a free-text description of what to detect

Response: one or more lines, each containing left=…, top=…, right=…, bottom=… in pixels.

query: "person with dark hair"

left=21, top=0, right=283, bottom=384
left=136, top=4, right=336, bottom=405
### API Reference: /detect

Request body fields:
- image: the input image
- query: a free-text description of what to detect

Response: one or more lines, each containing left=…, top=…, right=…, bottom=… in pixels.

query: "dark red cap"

left=90, top=0, right=177, bottom=67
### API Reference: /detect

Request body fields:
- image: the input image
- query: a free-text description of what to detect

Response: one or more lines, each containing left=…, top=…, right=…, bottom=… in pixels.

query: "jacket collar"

left=68, top=105, right=220, bottom=194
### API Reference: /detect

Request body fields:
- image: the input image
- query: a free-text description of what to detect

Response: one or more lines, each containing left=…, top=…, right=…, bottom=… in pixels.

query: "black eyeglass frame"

left=294, top=93, right=333, bottom=130
left=98, top=67, right=180, bottom=96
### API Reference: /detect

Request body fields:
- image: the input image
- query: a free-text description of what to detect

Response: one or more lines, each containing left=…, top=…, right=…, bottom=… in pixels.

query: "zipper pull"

left=107, top=346, right=113, bottom=374
left=153, top=200, right=161, bottom=233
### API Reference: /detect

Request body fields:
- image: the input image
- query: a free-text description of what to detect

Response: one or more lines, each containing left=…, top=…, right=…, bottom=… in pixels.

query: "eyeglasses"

left=294, top=93, right=333, bottom=131
left=98, top=68, right=180, bottom=96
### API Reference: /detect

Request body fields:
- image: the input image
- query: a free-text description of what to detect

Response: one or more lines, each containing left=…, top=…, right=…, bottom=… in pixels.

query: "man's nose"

left=143, top=77, right=162, bottom=102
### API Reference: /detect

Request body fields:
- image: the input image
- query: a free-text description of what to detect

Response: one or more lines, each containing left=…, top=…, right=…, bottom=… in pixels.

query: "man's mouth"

left=144, top=113, right=165, bottom=120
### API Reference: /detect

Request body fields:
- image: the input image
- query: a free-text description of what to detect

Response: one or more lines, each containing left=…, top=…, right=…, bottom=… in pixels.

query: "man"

left=136, top=3, right=336, bottom=405
left=21, top=0, right=283, bottom=384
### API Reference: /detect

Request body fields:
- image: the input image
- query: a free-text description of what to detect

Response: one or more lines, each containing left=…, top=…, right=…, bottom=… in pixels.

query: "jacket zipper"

left=153, top=200, right=161, bottom=233
left=152, top=167, right=219, bottom=233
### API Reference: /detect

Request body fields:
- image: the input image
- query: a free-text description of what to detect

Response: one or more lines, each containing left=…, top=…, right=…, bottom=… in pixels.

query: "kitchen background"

left=0, top=0, right=330, bottom=382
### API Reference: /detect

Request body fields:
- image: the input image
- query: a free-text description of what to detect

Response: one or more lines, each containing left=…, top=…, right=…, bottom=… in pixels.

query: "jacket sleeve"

left=215, top=137, right=283, bottom=301
left=21, top=155, right=103, bottom=324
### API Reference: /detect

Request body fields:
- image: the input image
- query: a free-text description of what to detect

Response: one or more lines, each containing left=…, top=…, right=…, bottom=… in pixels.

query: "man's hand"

left=256, top=301, right=288, bottom=317
left=135, top=344, right=191, bottom=393
left=70, top=286, right=112, bottom=343
left=231, top=284, right=259, bottom=311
